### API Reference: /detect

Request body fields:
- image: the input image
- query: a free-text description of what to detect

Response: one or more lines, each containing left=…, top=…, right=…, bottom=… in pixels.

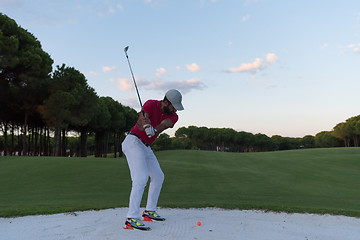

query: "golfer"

left=122, top=89, right=184, bottom=231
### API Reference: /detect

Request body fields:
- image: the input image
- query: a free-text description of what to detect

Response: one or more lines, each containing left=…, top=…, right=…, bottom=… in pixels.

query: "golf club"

left=124, top=46, right=145, bottom=116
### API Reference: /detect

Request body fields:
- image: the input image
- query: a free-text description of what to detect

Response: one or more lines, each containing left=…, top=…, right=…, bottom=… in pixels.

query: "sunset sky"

left=2, top=0, right=360, bottom=137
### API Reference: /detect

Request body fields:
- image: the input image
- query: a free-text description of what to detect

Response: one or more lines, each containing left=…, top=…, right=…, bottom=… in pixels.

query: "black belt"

left=129, top=131, right=149, bottom=147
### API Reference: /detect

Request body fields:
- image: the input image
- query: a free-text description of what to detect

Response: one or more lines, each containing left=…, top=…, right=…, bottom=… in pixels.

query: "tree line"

left=0, top=13, right=137, bottom=157
left=333, top=116, right=360, bottom=147
left=151, top=115, right=359, bottom=152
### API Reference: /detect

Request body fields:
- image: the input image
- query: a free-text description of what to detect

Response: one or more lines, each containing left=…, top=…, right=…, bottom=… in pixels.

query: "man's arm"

left=136, top=112, right=151, bottom=131
left=155, top=118, right=174, bottom=134
left=143, top=118, right=174, bottom=138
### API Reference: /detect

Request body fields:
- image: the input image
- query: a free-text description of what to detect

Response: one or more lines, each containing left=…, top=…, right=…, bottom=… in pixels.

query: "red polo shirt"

left=130, top=100, right=178, bottom=146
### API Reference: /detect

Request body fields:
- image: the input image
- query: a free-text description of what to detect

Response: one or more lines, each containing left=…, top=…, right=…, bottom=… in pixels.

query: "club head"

left=124, top=46, right=129, bottom=53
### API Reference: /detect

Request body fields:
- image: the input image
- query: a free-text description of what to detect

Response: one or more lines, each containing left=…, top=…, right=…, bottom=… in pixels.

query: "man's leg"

left=122, top=135, right=150, bottom=219
left=144, top=149, right=164, bottom=212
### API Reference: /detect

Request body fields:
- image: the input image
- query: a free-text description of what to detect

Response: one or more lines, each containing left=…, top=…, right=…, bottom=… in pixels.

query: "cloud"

left=117, top=77, right=206, bottom=94
left=227, top=53, right=279, bottom=74
left=156, top=67, right=167, bottom=78
left=102, top=66, right=117, bottom=72
left=108, top=7, right=116, bottom=14
left=267, top=84, right=277, bottom=89
left=346, top=43, right=360, bottom=54
left=241, top=14, right=250, bottom=22
left=116, top=4, right=123, bottom=11
left=144, top=78, right=206, bottom=94
left=116, top=78, right=133, bottom=91
left=96, top=3, right=123, bottom=16
left=86, top=71, right=97, bottom=77
left=186, top=63, right=203, bottom=72
left=266, top=53, right=278, bottom=64
left=320, top=43, right=329, bottom=49
left=228, top=58, right=263, bottom=73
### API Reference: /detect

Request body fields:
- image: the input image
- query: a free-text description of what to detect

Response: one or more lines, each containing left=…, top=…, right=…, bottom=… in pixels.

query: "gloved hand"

left=143, top=124, right=157, bottom=138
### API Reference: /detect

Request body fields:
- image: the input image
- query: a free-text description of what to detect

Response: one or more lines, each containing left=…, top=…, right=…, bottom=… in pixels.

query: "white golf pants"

left=122, top=134, right=164, bottom=219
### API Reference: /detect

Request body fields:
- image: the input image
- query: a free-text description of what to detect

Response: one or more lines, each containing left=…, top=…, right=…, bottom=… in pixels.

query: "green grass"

left=1, top=148, right=360, bottom=217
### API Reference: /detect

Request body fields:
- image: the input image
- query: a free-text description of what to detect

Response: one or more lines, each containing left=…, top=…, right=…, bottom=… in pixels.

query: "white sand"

left=1, top=208, right=360, bottom=240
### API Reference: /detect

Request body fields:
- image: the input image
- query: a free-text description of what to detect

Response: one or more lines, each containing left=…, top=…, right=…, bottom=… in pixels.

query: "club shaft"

left=125, top=50, right=145, bottom=116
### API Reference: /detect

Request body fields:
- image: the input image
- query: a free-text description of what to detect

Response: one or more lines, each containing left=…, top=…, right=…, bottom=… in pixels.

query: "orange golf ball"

left=197, top=221, right=201, bottom=226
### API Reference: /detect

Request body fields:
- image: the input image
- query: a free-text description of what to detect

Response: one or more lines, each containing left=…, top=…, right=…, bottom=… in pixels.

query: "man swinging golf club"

left=122, top=89, right=184, bottom=231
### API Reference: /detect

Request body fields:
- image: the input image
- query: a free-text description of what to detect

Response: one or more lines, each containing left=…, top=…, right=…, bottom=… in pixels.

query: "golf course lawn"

left=0, top=148, right=359, bottom=217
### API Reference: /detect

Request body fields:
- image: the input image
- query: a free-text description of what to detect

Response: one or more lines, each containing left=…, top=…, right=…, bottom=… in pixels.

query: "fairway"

left=1, top=148, right=360, bottom=217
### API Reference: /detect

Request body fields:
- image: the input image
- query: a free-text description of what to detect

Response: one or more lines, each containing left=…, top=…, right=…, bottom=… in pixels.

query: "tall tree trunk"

left=119, top=132, right=125, bottom=157
left=80, top=131, right=87, bottom=157
left=95, top=132, right=101, bottom=157
left=3, top=122, right=8, bottom=156
left=46, top=128, right=50, bottom=156
left=27, top=130, right=31, bottom=155
left=18, top=126, right=22, bottom=155
left=103, top=131, right=109, bottom=158
left=10, top=124, right=15, bottom=156
left=354, top=136, right=359, bottom=147
left=34, top=127, right=38, bottom=156
left=61, top=129, right=66, bottom=156
left=53, top=127, right=61, bottom=156
left=43, top=127, right=47, bottom=156
left=30, top=127, right=34, bottom=155
left=39, top=127, right=43, bottom=156
left=22, top=113, right=28, bottom=156
left=113, top=132, right=117, bottom=158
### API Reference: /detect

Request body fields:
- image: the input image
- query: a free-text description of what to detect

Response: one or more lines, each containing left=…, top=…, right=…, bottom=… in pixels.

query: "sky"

left=1, top=0, right=360, bottom=138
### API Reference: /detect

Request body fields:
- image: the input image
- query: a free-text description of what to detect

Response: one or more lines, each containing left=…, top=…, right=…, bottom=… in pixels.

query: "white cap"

left=165, top=89, right=184, bottom=111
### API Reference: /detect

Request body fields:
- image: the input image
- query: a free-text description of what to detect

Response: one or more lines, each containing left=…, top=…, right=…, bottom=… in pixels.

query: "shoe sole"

left=124, top=223, right=151, bottom=231
left=142, top=215, right=166, bottom=222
